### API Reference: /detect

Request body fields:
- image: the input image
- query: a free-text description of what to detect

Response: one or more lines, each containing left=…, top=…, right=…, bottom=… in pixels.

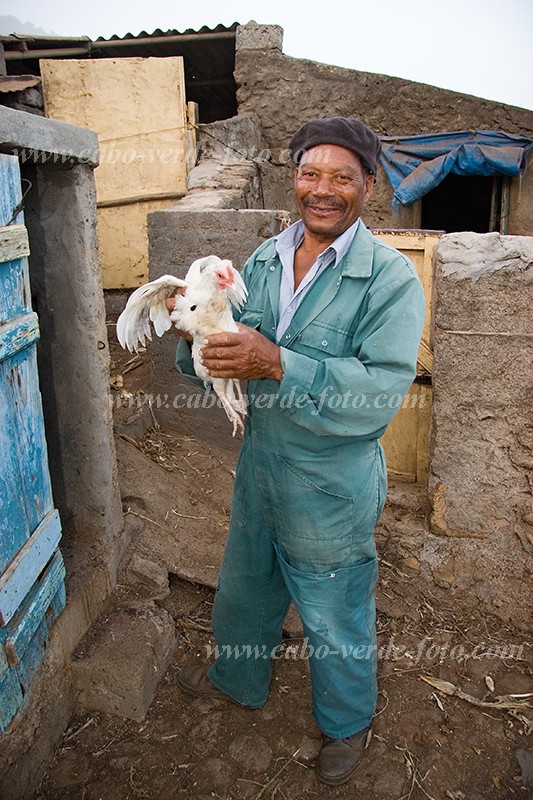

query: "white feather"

left=116, top=275, right=187, bottom=352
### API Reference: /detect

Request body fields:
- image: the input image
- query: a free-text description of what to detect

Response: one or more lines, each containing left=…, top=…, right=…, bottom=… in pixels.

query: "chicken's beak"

left=215, top=265, right=234, bottom=289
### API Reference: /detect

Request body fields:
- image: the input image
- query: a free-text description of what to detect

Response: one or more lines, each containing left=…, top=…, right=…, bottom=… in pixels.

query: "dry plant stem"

left=250, top=749, right=301, bottom=800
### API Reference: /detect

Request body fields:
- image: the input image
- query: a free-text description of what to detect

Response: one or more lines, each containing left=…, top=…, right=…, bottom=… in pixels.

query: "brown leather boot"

left=177, top=665, right=233, bottom=701
left=317, top=726, right=370, bottom=786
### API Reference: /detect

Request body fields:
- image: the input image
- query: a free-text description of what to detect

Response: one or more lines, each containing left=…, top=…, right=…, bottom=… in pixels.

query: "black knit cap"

left=289, top=116, right=382, bottom=175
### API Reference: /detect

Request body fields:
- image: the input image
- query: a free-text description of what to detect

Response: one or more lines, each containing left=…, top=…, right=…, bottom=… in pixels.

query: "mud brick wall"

left=426, top=232, right=533, bottom=626
left=234, top=23, right=533, bottom=233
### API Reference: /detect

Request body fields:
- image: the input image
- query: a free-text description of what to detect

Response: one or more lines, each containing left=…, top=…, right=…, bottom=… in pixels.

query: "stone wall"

left=178, top=115, right=266, bottom=211
left=426, top=232, right=533, bottom=627
left=234, top=23, right=533, bottom=232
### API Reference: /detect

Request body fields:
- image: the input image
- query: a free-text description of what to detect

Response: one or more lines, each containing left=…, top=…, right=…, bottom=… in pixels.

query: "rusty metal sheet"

left=0, top=75, right=41, bottom=93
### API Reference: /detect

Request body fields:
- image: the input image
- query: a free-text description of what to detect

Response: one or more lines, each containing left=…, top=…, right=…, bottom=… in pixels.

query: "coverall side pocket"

left=273, top=454, right=355, bottom=567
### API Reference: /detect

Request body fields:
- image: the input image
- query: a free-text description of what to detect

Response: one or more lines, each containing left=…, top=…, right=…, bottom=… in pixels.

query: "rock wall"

left=427, top=232, right=533, bottom=626
left=178, top=116, right=265, bottom=211
left=234, top=23, right=533, bottom=232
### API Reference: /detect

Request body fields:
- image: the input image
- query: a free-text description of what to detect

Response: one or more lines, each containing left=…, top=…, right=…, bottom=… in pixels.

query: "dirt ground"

left=37, top=306, right=532, bottom=800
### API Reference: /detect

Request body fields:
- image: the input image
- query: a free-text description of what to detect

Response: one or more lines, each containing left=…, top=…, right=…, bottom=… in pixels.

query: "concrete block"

left=148, top=208, right=288, bottom=383
left=0, top=104, right=98, bottom=166
left=149, top=207, right=286, bottom=280
left=236, top=22, right=284, bottom=52
left=427, top=232, right=533, bottom=625
left=72, top=605, right=176, bottom=721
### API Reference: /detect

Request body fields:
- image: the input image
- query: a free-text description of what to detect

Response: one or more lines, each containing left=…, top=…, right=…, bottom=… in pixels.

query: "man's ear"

left=364, top=173, right=376, bottom=203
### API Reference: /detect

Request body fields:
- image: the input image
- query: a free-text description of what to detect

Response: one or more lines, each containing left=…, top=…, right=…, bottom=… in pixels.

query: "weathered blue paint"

left=0, top=153, right=66, bottom=731
left=0, top=509, right=62, bottom=626
left=0, top=312, right=40, bottom=362
left=5, top=551, right=66, bottom=666
left=0, top=336, right=53, bottom=567
left=0, top=646, right=22, bottom=730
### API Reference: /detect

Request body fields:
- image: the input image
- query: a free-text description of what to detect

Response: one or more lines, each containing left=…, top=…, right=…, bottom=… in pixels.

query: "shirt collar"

left=274, top=218, right=360, bottom=267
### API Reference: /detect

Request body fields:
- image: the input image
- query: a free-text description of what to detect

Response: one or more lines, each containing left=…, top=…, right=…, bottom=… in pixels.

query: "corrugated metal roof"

left=1, top=24, right=239, bottom=123
left=95, top=23, right=239, bottom=41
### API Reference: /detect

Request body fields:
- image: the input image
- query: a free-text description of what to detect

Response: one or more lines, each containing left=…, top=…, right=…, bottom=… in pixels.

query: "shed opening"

left=420, top=173, right=506, bottom=233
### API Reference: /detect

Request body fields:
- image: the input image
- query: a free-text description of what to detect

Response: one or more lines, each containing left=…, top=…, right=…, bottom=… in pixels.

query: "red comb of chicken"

left=215, top=264, right=235, bottom=289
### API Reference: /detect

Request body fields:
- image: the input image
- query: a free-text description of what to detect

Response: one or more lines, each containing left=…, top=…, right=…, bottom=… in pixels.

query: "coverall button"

left=322, top=340, right=328, bottom=347
left=270, top=265, right=275, bottom=271
left=285, top=333, right=290, bottom=339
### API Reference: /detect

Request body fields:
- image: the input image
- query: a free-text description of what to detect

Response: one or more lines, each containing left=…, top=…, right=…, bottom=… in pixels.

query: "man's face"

left=294, top=144, right=375, bottom=240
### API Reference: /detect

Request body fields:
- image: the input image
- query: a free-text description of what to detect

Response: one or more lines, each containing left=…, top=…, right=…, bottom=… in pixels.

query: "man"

left=173, top=117, right=425, bottom=785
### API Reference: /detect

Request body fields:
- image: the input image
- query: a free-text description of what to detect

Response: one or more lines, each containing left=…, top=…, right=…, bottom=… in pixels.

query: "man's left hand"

left=200, top=323, right=283, bottom=382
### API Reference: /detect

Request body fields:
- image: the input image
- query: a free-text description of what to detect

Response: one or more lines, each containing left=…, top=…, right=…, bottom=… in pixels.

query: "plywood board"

left=97, top=198, right=177, bottom=289
left=41, top=57, right=188, bottom=287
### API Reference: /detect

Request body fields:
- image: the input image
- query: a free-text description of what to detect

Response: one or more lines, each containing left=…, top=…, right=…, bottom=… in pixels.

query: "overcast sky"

left=2, top=0, right=532, bottom=111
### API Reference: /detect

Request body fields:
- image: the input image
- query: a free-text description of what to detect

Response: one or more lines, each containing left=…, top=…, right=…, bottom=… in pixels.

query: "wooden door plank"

left=4, top=550, right=65, bottom=666
left=0, top=510, right=62, bottom=626
left=15, top=584, right=65, bottom=693
left=0, top=666, right=23, bottom=731
left=0, top=155, right=23, bottom=228
left=0, top=312, right=39, bottom=363
left=0, top=367, right=33, bottom=568
left=373, top=230, right=438, bottom=483
left=0, top=225, right=30, bottom=264
left=0, top=639, right=10, bottom=678
left=0, top=345, right=54, bottom=553
left=14, top=617, right=48, bottom=693
left=0, top=257, right=32, bottom=325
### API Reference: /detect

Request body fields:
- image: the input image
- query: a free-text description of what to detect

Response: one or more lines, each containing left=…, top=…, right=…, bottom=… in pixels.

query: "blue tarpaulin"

left=379, top=130, right=533, bottom=207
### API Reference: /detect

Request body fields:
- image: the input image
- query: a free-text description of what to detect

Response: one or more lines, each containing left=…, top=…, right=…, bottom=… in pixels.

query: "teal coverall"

left=176, top=221, right=425, bottom=738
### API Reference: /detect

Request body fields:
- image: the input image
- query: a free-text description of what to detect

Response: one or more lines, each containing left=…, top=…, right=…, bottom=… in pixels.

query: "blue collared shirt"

left=274, top=218, right=360, bottom=342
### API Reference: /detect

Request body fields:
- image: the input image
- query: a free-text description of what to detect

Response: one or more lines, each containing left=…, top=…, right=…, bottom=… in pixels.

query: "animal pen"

left=0, top=21, right=532, bottom=800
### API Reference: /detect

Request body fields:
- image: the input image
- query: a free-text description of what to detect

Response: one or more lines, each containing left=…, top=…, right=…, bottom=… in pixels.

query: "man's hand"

left=200, top=323, right=283, bottom=382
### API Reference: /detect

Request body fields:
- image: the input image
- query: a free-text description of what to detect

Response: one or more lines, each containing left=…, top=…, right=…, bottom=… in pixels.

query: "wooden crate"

left=373, top=230, right=440, bottom=483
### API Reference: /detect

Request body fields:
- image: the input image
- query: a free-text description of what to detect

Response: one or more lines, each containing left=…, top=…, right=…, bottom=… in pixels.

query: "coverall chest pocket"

left=274, top=454, right=355, bottom=567
left=296, top=322, right=352, bottom=359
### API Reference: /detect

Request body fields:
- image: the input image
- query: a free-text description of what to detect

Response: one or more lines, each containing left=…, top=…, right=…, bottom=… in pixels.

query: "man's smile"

left=304, top=203, right=344, bottom=216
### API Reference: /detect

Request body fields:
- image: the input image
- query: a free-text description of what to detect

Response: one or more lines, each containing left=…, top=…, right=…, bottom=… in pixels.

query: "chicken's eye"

left=190, top=305, right=197, bottom=311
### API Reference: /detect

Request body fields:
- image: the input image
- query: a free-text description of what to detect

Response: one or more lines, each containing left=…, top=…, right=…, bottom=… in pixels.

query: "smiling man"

left=174, top=117, right=426, bottom=786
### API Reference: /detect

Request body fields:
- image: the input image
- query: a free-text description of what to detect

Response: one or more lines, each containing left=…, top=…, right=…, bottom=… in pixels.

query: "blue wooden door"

left=0, top=154, right=66, bottom=731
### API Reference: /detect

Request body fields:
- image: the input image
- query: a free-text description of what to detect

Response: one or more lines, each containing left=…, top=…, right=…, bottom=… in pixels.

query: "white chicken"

left=116, top=255, right=248, bottom=435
